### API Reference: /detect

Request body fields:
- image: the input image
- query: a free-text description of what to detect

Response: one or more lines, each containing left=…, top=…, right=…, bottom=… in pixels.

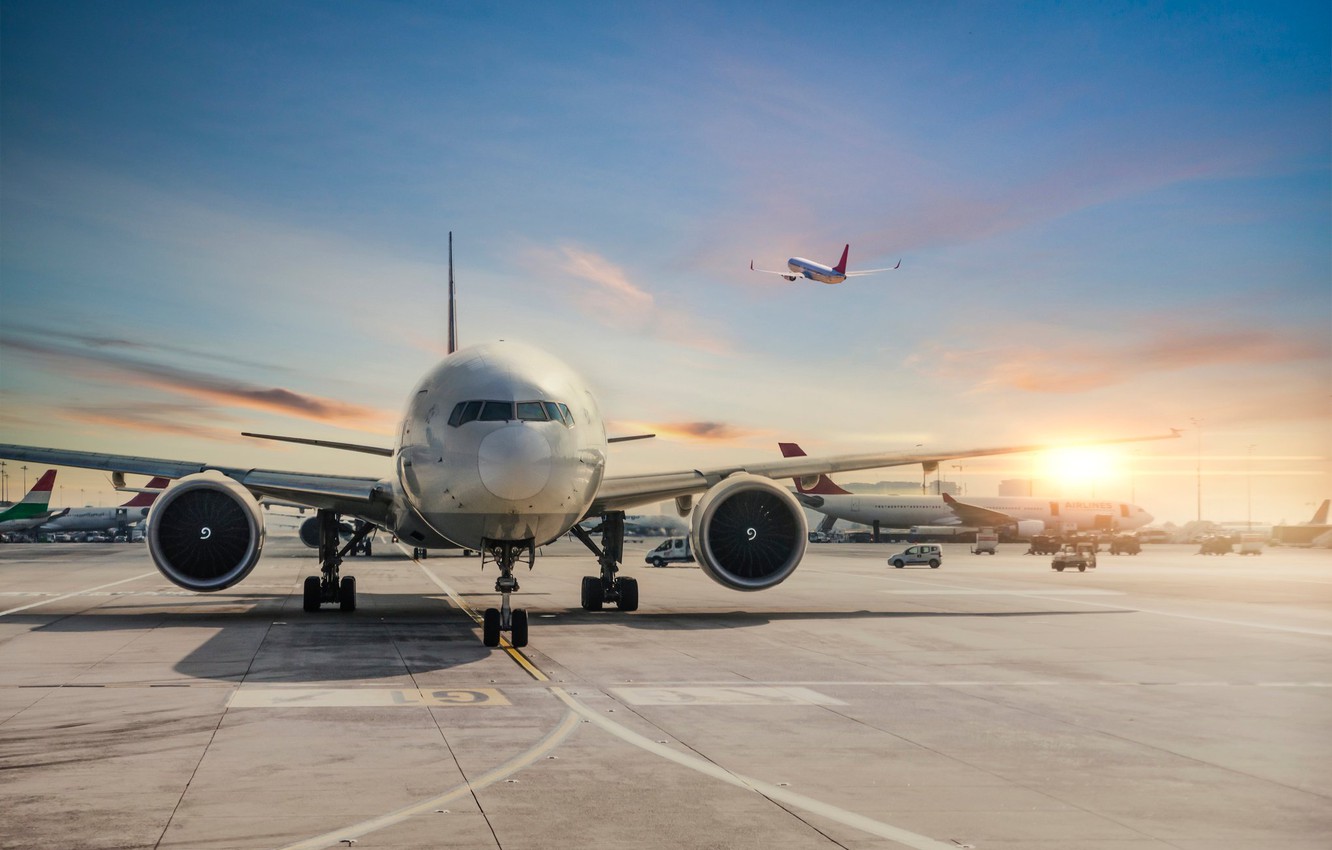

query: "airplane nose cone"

left=478, top=426, right=552, bottom=501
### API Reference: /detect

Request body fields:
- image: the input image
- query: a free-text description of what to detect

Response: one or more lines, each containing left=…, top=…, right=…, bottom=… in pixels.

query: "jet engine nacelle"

left=298, top=515, right=355, bottom=549
left=147, top=473, right=265, bottom=592
left=1015, top=520, right=1045, bottom=538
left=690, top=473, right=808, bottom=591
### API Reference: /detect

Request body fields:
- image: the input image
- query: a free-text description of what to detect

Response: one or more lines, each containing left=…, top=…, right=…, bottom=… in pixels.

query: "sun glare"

left=1041, top=447, right=1122, bottom=491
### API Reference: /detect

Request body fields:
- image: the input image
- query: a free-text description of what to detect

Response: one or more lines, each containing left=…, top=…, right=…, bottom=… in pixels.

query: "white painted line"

left=0, top=572, right=157, bottom=616
left=229, top=687, right=509, bottom=708
left=879, top=588, right=1124, bottom=596
left=550, top=686, right=958, bottom=850
left=611, top=685, right=846, bottom=706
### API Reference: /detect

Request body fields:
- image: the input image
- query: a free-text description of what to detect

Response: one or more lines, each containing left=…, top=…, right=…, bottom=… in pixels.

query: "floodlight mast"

left=447, top=231, right=458, bottom=355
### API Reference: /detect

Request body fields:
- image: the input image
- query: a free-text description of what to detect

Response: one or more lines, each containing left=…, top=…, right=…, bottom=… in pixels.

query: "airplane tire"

left=581, top=576, right=604, bottom=611
left=339, top=576, right=356, bottom=612
left=303, top=576, right=321, bottom=612
left=510, top=609, right=528, bottom=647
left=616, top=577, right=639, bottom=612
left=482, top=608, right=501, bottom=647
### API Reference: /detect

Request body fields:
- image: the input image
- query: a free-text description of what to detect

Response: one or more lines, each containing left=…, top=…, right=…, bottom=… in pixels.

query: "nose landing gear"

left=480, top=540, right=534, bottom=647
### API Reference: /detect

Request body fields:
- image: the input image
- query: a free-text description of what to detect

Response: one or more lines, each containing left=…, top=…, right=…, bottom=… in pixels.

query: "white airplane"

left=779, top=442, right=1154, bottom=537
left=38, top=476, right=170, bottom=535
left=750, top=244, right=900, bottom=284
left=0, top=239, right=1174, bottom=647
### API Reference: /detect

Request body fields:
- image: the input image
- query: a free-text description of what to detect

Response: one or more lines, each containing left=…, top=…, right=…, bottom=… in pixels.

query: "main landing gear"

left=569, top=511, right=638, bottom=613
left=480, top=540, right=534, bottom=648
left=302, top=510, right=372, bottom=613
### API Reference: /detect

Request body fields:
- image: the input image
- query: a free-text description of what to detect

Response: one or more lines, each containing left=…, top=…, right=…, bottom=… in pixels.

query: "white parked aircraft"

left=0, top=469, right=66, bottom=534
left=750, top=244, right=900, bottom=284
left=39, top=476, right=170, bottom=535
left=0, top=240, right=1173, bottom=647
left=779, top=442, right=1154, bottom=537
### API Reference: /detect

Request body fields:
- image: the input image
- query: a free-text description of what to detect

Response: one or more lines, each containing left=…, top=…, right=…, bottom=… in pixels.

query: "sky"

left=1, top=1, right=1328, bottom=526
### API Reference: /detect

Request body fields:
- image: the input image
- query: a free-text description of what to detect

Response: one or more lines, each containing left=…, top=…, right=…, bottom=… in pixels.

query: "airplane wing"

left=941, top=492, right=1020, bottom=527
left=589, top=432, right=1177, bottom=515
left=0, top=444, right=392, bottom=526
left=749, top=260, right=796, bottom=277
left=843, top=260, right=902, bottom=276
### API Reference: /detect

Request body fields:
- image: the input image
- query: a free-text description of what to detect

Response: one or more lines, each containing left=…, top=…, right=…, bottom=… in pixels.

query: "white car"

left=886, top=544, right=942, bottom=569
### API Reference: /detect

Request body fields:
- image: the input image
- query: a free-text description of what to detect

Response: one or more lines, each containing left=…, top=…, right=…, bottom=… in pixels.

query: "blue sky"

left=1, top=1, right=1328, bottom=525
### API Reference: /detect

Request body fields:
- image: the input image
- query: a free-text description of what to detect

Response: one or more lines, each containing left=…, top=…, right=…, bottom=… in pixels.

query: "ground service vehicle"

left=645, top=537, right=694, bottom=567
left=1198, top=536, right=1233, bottom=555
left=887, top=544, right=942, bottom=568
left=1052, top=543, right=1097, bottom=572
left=971, top=528, right=998, bottom=555
left=1237, top=533, right=1265, bottom=555
left=1108, top=533, right=1141, bottom=555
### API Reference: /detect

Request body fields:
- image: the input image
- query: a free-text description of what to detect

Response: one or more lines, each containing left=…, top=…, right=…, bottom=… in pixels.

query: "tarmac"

left=1, top=535, right=1329, bottom=849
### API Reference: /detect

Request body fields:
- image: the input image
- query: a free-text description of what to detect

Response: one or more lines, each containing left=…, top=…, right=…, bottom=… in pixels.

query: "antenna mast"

left=447, top=231, right=457, bottom=354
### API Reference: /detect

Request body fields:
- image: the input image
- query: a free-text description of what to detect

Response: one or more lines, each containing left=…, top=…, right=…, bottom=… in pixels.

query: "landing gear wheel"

left=616, top=577, right=639, bottom=611
left=581, top=576, right=604, bottom=611
left=303, top=576, right=321, bottom=611
left=339, top=576, right=356, bottom=611
left=510, top=608, right=529, bottom=647
left=482, top=608, right=501, bottom=647
left=929, top=559, right=940, bottom=569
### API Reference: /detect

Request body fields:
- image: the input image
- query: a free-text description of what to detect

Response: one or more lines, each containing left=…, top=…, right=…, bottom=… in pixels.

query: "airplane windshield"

left=447, top=399, right=574, bottom=427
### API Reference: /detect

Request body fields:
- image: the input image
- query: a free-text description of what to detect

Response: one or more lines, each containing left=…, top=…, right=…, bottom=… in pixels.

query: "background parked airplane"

left=779, top=442, right=1153, bottom=537
left=38, top=476, right=170, bottom=536
left=750, top=244, right=900, bottom=284
left=0, top=469, right=66, bottom=535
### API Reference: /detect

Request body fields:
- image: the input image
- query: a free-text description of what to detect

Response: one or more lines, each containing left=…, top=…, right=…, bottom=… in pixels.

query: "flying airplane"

left=0, top=238, right=1175, bottom=648
left=38, top=476, right=170, bottom=536
left=0, top=469, right=67, bottom=535
left=778, top=442, right=1154, bottom=537
left=749, top=244, right=900, bottom=284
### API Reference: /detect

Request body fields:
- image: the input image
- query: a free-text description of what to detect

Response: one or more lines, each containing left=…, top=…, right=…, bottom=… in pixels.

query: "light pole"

left=21, top=464, right=28, bottom=492
left=0, top=460, right=6, bottom=502
left=952, top=464, right=963, bottom=496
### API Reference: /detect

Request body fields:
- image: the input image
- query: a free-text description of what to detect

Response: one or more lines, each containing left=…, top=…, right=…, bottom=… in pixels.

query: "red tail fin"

left=832, top=244, right=849, bottom=274
left=778, top=442, right=851, bottom=496
left=1310, top=499, right=1330, bottom=525
left=29, top=469, right=57, bottom=493
left=121, top=477, right=171, bottom=508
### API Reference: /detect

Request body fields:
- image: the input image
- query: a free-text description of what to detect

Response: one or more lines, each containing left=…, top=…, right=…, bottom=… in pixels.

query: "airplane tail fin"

left=447, top=231, right=458, bottom=355
left=1310, top=499, right=1330, bottom=525
left=22, top=469, right=57, bottom=504
left=120, top=477, right=170, bottom=508
left=778, top=442, right=852, bottom=496
left=832, top=244, right=850, bottom=275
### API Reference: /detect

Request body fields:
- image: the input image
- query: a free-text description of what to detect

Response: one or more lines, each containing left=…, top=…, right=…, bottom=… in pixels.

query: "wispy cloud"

left=62, top=404, right=245, bottom=443
left=911, top=325, right=1329, bottom=394
left=615, top=420, right=763, bottom=443
left=1, top=333, right=395, bottom=431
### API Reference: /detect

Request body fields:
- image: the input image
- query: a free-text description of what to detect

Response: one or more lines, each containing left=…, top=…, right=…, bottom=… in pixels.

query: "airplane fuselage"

left=785, top=257, right=847, bottom=285
left=798, top=494, right=1153, bottom=533
left=41, top=506, right=150, bottom=533
left=388, top=342, right=607, bottom=551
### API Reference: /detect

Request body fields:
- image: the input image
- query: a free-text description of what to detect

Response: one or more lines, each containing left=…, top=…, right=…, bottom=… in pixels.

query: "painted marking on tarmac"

left=879, top=588, right=1124, bottom=595
left=611, top=685, right=846, bottom=706
left=550, top=686, right=958, bottom=850
left=275, top=709, right=582, bottom=850
left=228, top=686, right=509, bottom=708
left=413, top=555, right=549, bottom=681
left=0, top=572, right=157, bottom=616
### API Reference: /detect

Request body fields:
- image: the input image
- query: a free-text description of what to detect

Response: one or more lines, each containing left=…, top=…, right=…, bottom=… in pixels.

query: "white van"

left=886, top=544, right=942, bottom=569
left=645, top=537, right=694, bottom=567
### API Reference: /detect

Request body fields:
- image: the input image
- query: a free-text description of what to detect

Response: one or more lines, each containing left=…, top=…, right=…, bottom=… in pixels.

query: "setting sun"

left=1040, top=447, right=1123, bottom=491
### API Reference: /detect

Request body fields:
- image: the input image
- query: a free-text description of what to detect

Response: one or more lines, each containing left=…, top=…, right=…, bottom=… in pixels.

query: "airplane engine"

left=148, top=473, right=265, bottom=592
left=1015, top=520, right=1045, bottom=538
left=298, top=516, right=354, bottom=549
left=690, top=473, right=808, bottom=591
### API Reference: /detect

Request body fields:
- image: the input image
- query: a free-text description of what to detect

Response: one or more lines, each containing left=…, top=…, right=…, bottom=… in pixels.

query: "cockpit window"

left=447, top=399, right=575, bottom=428
left=516, top=401, right=547, bottom=421
left=479, top=401, right=513, bottom=422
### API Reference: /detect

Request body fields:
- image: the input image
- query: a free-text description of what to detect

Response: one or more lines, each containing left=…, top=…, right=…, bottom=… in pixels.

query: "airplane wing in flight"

left=843, top=259, right=902, bottom=276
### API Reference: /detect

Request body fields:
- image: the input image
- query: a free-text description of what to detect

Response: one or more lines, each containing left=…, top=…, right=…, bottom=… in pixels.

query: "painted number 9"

left=746, top=527, right=757, bottom=541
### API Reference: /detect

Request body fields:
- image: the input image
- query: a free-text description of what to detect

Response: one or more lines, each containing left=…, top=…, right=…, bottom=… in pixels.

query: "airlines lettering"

left=1064, top=501, right=1113, bottom=510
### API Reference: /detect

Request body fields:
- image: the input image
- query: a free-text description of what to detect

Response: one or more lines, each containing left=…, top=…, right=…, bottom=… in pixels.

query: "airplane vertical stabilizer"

left=778, top=443, right=852, bottom=495
left=832, top=244, right=849, bottom=274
